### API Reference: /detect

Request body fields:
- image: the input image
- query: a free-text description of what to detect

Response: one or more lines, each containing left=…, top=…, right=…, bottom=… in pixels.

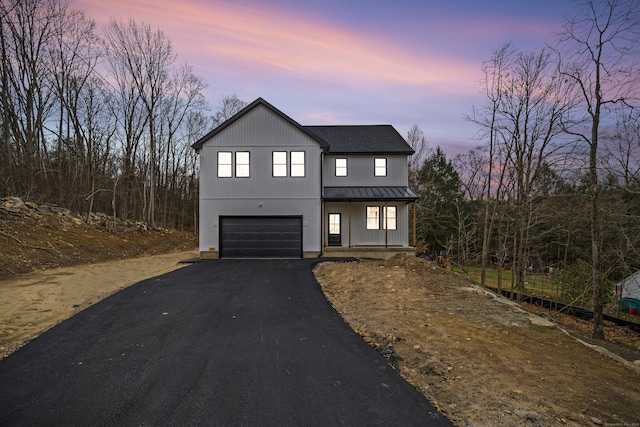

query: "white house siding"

left=198, top=104, right=323, bottom=258
left=323, top=154, right=409, bottom=187
left=324, top=201, right=410, bottom=247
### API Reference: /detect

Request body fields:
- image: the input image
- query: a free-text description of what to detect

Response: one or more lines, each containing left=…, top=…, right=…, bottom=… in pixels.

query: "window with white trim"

left=218, top=152, right=232, bottom=178
left=382, top=206, right=397, bottom=230
left=273, top=151, right=287, bottom=177
left=335, top=158, right=347, bottom=176
left=374, top=158, right=387, bottom=176
left=291, top=151, right=305, bottom=177
left=235, top=151, right=250, bottom=177
left=366, top=206, right=380, bottom=230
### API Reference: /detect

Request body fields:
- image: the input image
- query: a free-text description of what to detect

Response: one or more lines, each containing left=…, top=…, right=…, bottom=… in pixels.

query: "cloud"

left=75, top=0, right=480, bottom=94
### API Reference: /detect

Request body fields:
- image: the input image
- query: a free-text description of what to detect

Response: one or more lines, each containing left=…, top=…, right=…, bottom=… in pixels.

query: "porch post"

left=385, top=201, right=388, bottom=248
left=413, top=202, right=417, bottom=246
left=348, top=201, right=352, bottom=247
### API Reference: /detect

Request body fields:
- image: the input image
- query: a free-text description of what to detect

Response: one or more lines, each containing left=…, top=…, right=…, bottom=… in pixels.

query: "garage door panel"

left=220, top=217, right=302, bottom=258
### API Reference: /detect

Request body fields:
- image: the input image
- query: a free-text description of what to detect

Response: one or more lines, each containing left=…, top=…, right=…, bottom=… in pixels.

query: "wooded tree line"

left=2, top=0, right=638, bottom=337
left=0, top=0, right=242, bottom=229
left=409, top=0, right=640, bottom=338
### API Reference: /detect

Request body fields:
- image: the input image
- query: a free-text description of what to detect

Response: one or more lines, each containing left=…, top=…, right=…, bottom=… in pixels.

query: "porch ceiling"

left=323, top=186, right=418, bottom=201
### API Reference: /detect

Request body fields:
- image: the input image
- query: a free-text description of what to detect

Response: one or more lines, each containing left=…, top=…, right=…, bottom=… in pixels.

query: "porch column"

left=348, top=201, right=352, bottom=247
left=385, top=201, right=388, bottom=248
left=413, top=202, right=417, bottom=247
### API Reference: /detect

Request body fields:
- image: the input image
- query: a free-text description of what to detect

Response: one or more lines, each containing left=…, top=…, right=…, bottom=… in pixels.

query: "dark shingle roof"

left=323, top=186, right=418, bottom=201
left=305, top=125, right=414, bottom=155
left=191, top=98, right=413, bottom=155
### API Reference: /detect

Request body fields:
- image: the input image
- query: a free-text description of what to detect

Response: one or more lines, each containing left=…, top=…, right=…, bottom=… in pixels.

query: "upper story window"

left=273, top=151, right=287, bottom=177
left=218, top=152, right=232, bottom=178
left=375, top=158, right=387, bottom=176
left=235, top=152, right=250, bottom=178
left=382, top=206, right=397, bottom=230
left=291, top=151, right=305, bottom=177
left=335, top=158, right=347, bottom=177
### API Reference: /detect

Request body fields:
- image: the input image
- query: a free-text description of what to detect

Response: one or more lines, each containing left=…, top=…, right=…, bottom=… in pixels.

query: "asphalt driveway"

left=0, top=259, right=452, bottom=426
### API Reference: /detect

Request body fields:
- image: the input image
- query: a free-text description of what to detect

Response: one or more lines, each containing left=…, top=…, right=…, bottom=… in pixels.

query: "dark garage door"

left=220, top=216, right=302, bottom=258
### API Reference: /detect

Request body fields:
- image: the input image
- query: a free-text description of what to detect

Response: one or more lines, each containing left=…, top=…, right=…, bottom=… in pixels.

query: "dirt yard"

left=2, top=198, right=640, bottom=426
left=315, top=257, right=640, bottom=426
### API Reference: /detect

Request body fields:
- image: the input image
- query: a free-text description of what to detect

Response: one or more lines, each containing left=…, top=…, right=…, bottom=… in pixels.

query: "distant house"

left=617, top=270, right=640, bottom=313
left=191, top=98, right=418, bottom=259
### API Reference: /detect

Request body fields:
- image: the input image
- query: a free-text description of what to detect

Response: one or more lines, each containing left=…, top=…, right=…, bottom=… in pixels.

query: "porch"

left=322, top=186, right=418, bottom=259
left=322, top=245, right=415, bottom=260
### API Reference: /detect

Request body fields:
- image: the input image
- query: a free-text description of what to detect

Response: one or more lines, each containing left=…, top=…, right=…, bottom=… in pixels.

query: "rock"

left=24, top=201, right=38, bottom=209
left=591, top=417, right=603, bottom=425
left=3, top=197, right=24, bottom=210
left=71, top=217, right=83, bottom=226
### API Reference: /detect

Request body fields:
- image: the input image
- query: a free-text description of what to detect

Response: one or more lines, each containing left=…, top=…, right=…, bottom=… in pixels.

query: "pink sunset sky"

left=73, top=0, right=576, bottom=155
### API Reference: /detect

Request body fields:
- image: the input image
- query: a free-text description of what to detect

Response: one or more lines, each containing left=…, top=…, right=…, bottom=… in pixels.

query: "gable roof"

left=191, top=97, right=330, bottom=151
left=304, top=125, right=414, bottom=155
left=191, top=98, right=414, bottom=155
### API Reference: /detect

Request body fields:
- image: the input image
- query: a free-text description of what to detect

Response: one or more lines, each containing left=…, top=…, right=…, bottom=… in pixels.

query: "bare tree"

left=212, top=94, right=247, bottom=127
left=500, top=48, right=572, bottom=300
left=406, top=124, right=430, bottom=187
left=0, top=0, right=67, bottom=194
left=606, top=109, right=640, bottom=187
left=466, top=43, right=515, bottom=287
left=553, top=0, right=640, bottom=339
left=103, top=18, right=176, bottom=227
left=46, top=6, right=100, bottom=206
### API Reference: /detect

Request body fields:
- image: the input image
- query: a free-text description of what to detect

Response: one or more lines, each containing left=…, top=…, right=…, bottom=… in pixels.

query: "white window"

left=329, top=213, right=340, bottom=234
left=235, top=152, right=250, bottom=178
left=383, top=206, right=397, bottom=230
left=291, top=151, right=305, bottom=177
left=366, top=206, right=379, bottom=230
left=218, top=152, right=232, bottom=178
left=375, top=158, right=387, bottom=176
left=273, top=151, right=287, bottom=177
left=335, top=158, right=347, bottom=177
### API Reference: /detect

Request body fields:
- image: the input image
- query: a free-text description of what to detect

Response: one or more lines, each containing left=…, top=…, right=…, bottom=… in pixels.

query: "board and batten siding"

left=324, top=201, right=410, bottom=247
left=322, top=154, right=409, bottom=187
left=198, top=104, right=323, bottom=257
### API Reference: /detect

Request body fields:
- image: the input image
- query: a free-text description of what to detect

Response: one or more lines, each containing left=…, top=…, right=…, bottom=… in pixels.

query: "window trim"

left=328, top=213, right=341, bottom=235
left=290, top=151, right=305, bottom=177
left=366, top=206, right=380, bottom=230
left=335, top=158, right=347, bottom=177
left=235, top=151, right=250, bottom=178
left=374, top=158, right=387, bottom=177
left=272, top=151, right=287, bottom=177
left=217, top=151, right=232, bottom=178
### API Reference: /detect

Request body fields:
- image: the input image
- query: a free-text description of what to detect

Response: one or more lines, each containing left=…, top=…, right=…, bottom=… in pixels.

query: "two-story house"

left=191, top=97, right=418, bottom=259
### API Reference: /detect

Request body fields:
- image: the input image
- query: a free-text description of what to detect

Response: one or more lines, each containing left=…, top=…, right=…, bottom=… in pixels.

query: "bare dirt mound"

left=314, top=255, right=640, bottom=426
left=0, top=197, right=197, bottom=279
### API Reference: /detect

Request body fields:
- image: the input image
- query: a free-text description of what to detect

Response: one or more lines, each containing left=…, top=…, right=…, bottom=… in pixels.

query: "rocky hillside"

left=0, top=197, right=197, bottom=279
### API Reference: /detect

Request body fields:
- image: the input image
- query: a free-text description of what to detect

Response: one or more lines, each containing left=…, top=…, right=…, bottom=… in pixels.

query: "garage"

left=220, top=216, right=302, bottom=258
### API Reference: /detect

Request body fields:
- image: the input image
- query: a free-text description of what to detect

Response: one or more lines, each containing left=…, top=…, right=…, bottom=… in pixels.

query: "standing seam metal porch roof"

left=323, top=186, right=418, bottom=201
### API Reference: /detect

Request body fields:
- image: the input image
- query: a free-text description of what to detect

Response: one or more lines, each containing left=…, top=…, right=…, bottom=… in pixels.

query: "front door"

left=328, top=213, right=341, bottom=246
